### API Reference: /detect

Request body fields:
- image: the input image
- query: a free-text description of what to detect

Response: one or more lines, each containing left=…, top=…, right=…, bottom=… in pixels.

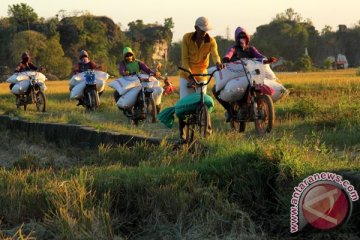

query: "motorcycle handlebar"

left=178, top=66, right=219, bottom=86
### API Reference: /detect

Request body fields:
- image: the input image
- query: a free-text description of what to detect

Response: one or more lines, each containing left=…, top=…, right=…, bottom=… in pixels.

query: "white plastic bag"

left=7, top=71, right=47, bottom=84
left=109, top=77, right=141, bottom=95
left=213, top=61, right=246, bottom=92
left=116, top=86, right=141, bottom=108
left=69, top=70, right=109, bottom=87
left=96, top=79, right=105, bottom=92
left=70, top=81, right=86, bottom=99
left=152, top=86, right=163, bottom=105
left=264, top=79, right=289, bottom=102
left=264, top=64, right=277, bottom=80
left=11, top=80, right=31, bottom=94
left=218, top=77, right=249, bottom=102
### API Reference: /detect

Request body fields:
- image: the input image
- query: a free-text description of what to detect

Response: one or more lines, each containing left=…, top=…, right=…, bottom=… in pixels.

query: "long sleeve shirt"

left=118, top=60, right=155, bottom=76
left=223, top=45, right=266, bottom=62
left=180, top=32, right=221, bottom=79
left=14, top=62, right=38, bottom=72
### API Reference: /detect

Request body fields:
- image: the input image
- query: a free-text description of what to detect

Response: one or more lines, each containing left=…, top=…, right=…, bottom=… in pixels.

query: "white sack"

left=264, top=79, right=289, bottom=102
left=213, top=62, right=246, bottom=92
left=152, top=86, right=163, bottom=106
left=218, top=77, right=249, bottom=102
left=218, top=77, right=288, bottom=103
left=264, top=64, right=277, bottom=80
left=7, top=71, right=46, bottom=84
left=96, top=79, right=105, bottom=92
left=108, top=77, right=141, bottom=95
left=116, top=86, right=141, bottom=109
left=11, top=80, right=31, bottom=95
left=69, top=70, right=109, bottom=86
left=70, top=81, right=86, bottom=99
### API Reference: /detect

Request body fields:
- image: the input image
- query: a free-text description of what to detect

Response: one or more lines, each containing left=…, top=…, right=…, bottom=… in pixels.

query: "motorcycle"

left=70, top=70, right=108, bottom=111
left=82, top=71, right=100, bottom=111
left=113, top=74, right=161, bottom=125
left=228, top=59, right=275, bottom=135
left=8, top=71, right=47, bottom=112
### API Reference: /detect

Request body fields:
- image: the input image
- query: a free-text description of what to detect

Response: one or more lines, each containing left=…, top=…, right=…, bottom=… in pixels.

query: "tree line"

left=1, top=4, right=360, bottom=80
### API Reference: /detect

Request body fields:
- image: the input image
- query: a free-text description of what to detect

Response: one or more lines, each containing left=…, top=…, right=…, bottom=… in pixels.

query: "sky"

left=1, top=0, right=359, bottom=42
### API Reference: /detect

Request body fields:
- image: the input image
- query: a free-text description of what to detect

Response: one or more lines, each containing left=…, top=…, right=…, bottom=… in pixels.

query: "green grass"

left=1, top=69, right=360, bottom=239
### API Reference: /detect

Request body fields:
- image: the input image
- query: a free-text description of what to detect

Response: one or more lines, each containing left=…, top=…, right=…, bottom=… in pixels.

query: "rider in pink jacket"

left=214, top=27, right=277, bottom=122
left=223, top=27, right=267, bottom=62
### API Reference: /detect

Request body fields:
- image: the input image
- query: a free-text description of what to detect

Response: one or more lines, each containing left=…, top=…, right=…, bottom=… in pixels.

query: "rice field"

left=0, top=69, right=360, bottom=239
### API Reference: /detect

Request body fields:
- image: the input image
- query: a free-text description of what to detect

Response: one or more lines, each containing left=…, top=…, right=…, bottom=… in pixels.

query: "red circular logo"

left=301, top=184, right=350, bottom=230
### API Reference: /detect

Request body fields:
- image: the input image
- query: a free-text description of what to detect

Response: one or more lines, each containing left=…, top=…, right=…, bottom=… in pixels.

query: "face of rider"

left=238, top=32, right=247, bottom=49
left=195, top=26, right=207, bottom=38
left=23, top=56, right=30, bottom=63
left=80, top=56, right=90, bottom=64
left=125, top=53, right=134, bottom=62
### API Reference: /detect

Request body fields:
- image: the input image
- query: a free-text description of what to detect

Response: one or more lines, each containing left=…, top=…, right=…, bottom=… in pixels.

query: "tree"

left=9, top=30, right=46, bottom=65
left=38, top=37, right=72, bottom=79
left=294, top=54, right=313, bottom=71
left=8, top=3, right=38, bottom=31
left=164, top=18, right=174, bottom=29
left=274, top=8, right=302, bottom=22
left=9, top=31, right=72, bottom=78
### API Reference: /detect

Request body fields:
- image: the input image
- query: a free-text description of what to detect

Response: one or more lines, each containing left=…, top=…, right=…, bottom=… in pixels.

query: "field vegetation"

left=0, top=69, right=360, bottom=239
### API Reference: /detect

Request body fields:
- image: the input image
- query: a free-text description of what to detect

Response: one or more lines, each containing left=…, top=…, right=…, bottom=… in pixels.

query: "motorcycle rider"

left=178, top=16, right=224, bottom=142
left=73, top=50, right=99, bottom=74
left=115, top=47, right=163, bottom=116
left=212, top=26, right=277, bottom=122
left=72, top=50, right=103, bottom=106
left=11, top=52, right=38, bottom=91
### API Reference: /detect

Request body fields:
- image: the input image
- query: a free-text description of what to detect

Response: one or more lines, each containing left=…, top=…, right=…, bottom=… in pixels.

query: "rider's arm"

left=138, top=61, right=155, bottom=75
left=73, top=63, right=80, bottom=74
left=14, top=63, right=23, bottom=73
left=249, top=46, right=266, bottom=59
left=118, top=62, right=128, bottom=76
left=90, top=61, right=98, bottom=70
left=29, top=62, right=38, bottom=71
left=181, top=34, right=191, bottom=73
left=222, top=46, right=236, bottom=63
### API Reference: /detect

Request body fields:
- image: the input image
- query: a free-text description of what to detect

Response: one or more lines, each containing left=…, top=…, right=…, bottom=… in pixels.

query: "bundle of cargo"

left=211, top=60, right=288, bottom=103
left=108, top=74, right=163, bottom=109
left=69, top=70, right=109, bottom=99
left=7, top=71, right=47, bottom=94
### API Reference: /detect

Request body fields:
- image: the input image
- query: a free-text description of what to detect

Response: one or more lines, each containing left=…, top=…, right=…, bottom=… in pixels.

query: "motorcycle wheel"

left=254, top=94, right=274, bottom=135
left=145, top=96, right=157, bottom=123
left=35, top=90, right=46, bottom=112
left=86, top=89, right=99, bottom=111
left=184, top=115, right=195, bottom=143
left=197, top=105, right=210, bottom=138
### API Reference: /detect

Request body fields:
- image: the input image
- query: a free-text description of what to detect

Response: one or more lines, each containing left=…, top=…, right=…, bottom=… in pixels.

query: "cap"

left=195, top=17, right=212, bottom=32
left=79, top=50, right=89, bottom=58
left=22, top=52, right=30, bottom=59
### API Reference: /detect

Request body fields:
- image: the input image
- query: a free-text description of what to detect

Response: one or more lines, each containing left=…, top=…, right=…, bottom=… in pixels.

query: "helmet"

left=22, top=52, right=30, bottom=59
left=79, top=50, right=89, bottom=58
left=235, top=27, right=250, bottom=44
left=123, top=47, right=134, bottom=56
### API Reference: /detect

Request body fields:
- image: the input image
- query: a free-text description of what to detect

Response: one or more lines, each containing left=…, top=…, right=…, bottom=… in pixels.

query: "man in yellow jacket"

left=179, top=16, right=223, bottom=141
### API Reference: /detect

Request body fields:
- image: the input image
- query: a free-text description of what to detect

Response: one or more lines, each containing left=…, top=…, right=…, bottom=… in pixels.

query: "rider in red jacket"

left=11, top=52, right=38, bottom=90
left=73, top=50, right=99, bottom=74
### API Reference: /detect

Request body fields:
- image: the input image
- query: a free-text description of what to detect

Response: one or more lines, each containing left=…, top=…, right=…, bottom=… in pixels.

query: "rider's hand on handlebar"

left=155, top=71, right=161, bottom=78
left=186, top=80, right=196, bottom=89
left=222, top=57, right=230, bottom=63
left=264, top=57, right=278, bottom=64
left=216, top=62, right=225, bottom=70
